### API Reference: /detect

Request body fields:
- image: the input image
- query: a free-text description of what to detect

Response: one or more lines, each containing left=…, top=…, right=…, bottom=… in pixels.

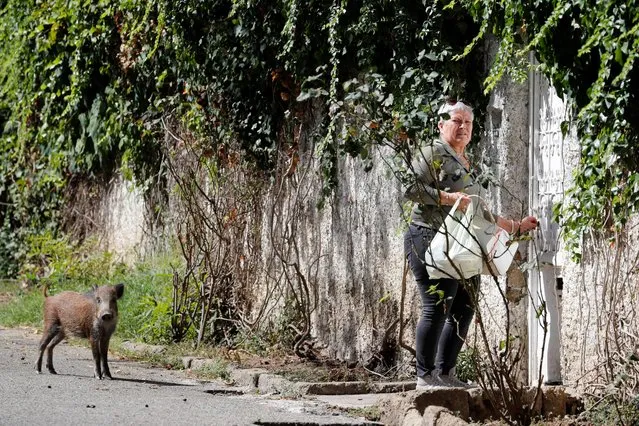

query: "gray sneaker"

left=416, top=373, right=444, bottom=390
left=438, top=373, right=477, bottom=389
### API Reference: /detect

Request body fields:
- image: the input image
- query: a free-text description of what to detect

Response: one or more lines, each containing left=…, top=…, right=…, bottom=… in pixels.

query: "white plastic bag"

left=425, top=198, right=483, bottom=280
left=469, top=196, right=519, bottom=276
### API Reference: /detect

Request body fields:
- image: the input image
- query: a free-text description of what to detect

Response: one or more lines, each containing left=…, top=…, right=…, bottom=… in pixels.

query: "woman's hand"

left=498, top=215, right=539, bottom=235
left=518, top=216, right=538, bottom=234
left=441, top=191, right=471, bottom=212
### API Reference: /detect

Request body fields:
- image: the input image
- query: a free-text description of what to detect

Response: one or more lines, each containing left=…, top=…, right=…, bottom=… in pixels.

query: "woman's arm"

left=496, top=215, right=538, bottom=235
left=440, top=191, right=472, bottom=210
left=404, top=145, right=442, bottom=206
left=404, top=143, right=473, bottom=210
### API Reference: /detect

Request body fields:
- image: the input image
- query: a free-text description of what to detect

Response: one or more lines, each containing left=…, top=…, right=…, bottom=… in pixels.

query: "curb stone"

left=257, top=373, right=303, bottom=396
left=228, top=366, right=269, bottom=387
left=175, top=357, right=584, bottom=425
left=423, top=406, right=469, bottom=426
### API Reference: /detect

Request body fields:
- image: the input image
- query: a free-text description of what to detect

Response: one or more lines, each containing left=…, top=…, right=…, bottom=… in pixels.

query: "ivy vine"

left=0, top=0, right=489, bottom=275
left=452, top=0, right=639, bottom=261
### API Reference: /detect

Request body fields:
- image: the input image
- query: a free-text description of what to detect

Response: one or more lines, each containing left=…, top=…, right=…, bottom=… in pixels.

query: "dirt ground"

left=231, top=351, right=390, bottom=383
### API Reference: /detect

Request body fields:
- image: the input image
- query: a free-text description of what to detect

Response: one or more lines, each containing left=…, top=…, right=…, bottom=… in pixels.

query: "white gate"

left=527, top=63, right=574, bottom=385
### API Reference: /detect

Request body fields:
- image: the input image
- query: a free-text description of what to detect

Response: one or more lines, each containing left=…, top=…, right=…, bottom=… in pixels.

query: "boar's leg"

left=35, top=325, right=59, bottom=373
left=100, top=336, right=113, bottom=379
left=91, top=338, right=103, bottom=379
left=44, top=330, right=65, bottom=374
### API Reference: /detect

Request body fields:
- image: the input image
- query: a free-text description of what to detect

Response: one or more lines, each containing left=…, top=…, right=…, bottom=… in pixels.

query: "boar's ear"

left=115, top=283, right=124, bottom=299
left=92, top=284, right=98, bottom=292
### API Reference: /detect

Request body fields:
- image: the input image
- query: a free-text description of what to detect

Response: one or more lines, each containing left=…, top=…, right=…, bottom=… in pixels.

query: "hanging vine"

left=450, top=0, right=639, bottom=261
left=0, top=0, right=488, bottom=275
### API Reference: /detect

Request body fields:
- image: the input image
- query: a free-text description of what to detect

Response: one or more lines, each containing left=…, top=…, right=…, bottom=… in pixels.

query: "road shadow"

left=41, top=372, right=194, bottom=387
left=112, top=377, right=194, bottom=387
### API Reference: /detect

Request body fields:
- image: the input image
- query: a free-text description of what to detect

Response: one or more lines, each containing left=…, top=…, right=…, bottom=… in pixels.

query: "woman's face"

left=438, top=109, right=473, bottom=149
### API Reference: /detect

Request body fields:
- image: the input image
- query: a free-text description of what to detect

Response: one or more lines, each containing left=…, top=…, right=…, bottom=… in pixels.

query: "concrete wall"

left=310, top=152, right=408, bottom=363
left=96, top=98, right=532, bottom=374
left=252, top=105, right=412, bottom=366
left=93, top=66, right=639, bottom=390
left=98, top=177, right=147, bottom=262
left=473, top=74, right=532, bottom=382
left=94, top=93, right=532, bottom=373
left=558, top=217, right=639, bottom=388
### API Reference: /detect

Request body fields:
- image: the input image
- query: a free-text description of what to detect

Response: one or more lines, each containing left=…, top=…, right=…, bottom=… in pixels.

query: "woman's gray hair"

left=438, top=101, right=474, bottom=122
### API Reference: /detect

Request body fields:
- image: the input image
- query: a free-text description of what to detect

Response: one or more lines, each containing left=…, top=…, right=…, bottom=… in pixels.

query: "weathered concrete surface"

left=376, top=385, right=583, bottom=426
left=474, top=37, right=533, bottom=385
left=378, top=389, right=471, bottom=425
left=100, top=177, right=148, bottom=262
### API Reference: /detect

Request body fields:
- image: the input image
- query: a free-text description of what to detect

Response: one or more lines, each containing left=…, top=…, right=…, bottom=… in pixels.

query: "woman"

left=403, top=99, right=538, bottom=389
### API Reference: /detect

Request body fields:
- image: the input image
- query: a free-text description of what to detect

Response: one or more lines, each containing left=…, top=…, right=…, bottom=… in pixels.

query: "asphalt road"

left=0, top=328, right=374, bottom=426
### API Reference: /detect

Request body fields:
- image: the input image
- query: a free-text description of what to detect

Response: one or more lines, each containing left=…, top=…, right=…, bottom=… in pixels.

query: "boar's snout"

left=100, top=311, right=114, bottom=321
left=96, top=301, right=118, bottom=323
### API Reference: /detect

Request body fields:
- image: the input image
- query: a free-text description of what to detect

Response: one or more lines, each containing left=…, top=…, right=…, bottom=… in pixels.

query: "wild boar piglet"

left=35, top=284, right=124, bottom=379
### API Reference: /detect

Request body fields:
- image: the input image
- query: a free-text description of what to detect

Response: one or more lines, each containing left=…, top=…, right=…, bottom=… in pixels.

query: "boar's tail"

left=42, top=284, right=49, bottom=298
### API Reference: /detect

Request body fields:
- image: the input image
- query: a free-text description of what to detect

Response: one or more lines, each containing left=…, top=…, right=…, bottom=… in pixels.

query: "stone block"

left=467, top=387, right=494, bottom=422
left=228, top=367, right=268, bottom=388
left=257, top=373, right=297, bottom=395
left=379, top=389, right=470, bottom=425
left=422, top=406, right=469, bottom=426
left=413, top=388, right=470, bottom=420
left=121, top=341, right=166, bottom=355
left=379, top=392, right=415, bottom=426
left=402, top=408, right=424, bottom=426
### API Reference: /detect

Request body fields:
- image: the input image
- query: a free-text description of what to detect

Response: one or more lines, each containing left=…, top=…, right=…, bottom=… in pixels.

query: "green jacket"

left=404, top=139, right=483, bottom=230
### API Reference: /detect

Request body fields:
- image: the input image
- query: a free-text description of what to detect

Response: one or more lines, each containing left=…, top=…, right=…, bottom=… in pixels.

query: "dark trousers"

left=404, top=224, right=478, bottom=377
